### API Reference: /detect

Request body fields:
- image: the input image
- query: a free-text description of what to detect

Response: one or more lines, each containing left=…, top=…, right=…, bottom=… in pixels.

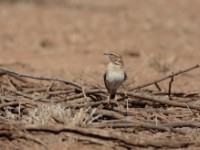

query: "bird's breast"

left=106, top=71, right=125, bottom=83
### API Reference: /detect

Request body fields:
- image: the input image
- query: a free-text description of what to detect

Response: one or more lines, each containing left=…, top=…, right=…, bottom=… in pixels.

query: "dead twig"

left=0, top=100, right=38, bottom=109
left=168, top=77, right=174, bottom=100
left=130, top=64, right=200, bottom=91
left=91, top=120, right=200, bottom=130
left=155, top=82, right=162, bottom=91
left=65, top=100, right=118, bottom=109
left=1, top=86, right=35, bottom=99
left=123, top=92, right=200, bottom=111
left=92, top=108, right=125, bottom=119
left=0, top=67, right=81, bottom=88
left=91, top=121, right=170, bottom=131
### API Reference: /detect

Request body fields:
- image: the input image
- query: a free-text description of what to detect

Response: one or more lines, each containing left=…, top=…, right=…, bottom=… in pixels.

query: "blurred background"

left=0, top=0, right=200, bottom=91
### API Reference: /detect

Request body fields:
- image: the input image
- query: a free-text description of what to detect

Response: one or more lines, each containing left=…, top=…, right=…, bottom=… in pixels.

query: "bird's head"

left=104, top=52, right=124, bottom=66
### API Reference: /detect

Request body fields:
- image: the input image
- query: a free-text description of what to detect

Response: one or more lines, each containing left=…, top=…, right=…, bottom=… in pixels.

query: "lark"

left=104, top=52, right=127, bottom=101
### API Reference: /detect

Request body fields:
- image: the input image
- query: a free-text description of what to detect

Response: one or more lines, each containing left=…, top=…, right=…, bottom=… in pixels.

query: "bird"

left=103, top=52, right=127, bottom=101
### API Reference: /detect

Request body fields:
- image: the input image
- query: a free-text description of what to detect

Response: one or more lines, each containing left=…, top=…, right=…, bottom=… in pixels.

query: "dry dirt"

left=0, top=0, right=200, bottom=149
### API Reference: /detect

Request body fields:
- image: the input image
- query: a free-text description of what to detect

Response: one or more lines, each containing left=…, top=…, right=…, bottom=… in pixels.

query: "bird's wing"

left=103, top=72, right=109, bottom=91
left=124, top=71, right=127, bottom=81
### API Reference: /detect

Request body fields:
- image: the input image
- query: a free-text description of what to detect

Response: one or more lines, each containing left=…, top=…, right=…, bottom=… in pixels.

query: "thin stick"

left=0, top=67, right=81, bottom=88
left=123, top=92, right=200, bottom=111
left=121, top=86, right=129, bottom=115
left=1, top=86, right=35, bottom=99
left=92, top=120, right=200, bottom=129
left=155, top=83, right=162, bottom=91
left=80, top=74, right=89, bottom=102
left=92, top=108, right=124, bottom=119
left=92, top=121, right=169, bottom=131
left=65, top=100, right=118, bottom=109
left=0, top=101, right=38, bottom=109
left=130, top=64, right=200, bottom=91
left=168, top=77, right=174, bottom=100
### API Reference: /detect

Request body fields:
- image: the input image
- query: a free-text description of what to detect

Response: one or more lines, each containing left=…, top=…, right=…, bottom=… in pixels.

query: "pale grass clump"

left=21, top=104, right=99, bottom=127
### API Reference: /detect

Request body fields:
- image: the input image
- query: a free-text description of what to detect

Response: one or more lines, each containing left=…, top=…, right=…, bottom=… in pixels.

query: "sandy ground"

left=0, top=0, right=200, bottom=149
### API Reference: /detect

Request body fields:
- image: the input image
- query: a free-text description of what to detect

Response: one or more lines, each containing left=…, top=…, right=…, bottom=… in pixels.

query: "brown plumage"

left=104, top=52, right=127, bottom=99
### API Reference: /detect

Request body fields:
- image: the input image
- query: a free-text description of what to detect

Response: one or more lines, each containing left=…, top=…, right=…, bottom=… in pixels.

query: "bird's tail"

left=110, top=94, right=115, bottom=99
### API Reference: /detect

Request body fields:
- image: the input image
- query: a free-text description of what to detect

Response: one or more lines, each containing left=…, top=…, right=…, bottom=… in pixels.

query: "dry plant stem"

left=0, top=101, right=37, bottom=109
left=0, top=67, right=81, bottom=88
left=1, top=86, right=64, bottom=102
left=92, top=108, right=125, bottom=119
left=46, top=81, right=54, bottom=92
left=48, top=89, right=75, bottom=96
left=155, top=82, right=162, bottom=91
left=60, top=89, right=106, bottom=102
left=165, top=121, right=200, bottom=128
left=1, top=86, right=35, bottom=99
left=92, top=121, right=170, bottom=131
left=168, top=77, right=174, bottom=100
left=124, top=92, right=200, bottom=111
left=6, top=76, right=18, bottom=91
left=134, top=108, right=179, bottom=115
left=92, top=120, right=200, bottom=129
left=80, top=74, right=89, bottom=101
left=153, top=91, right=186, bottom=97
left=81, top=85, right=88, bottom=102
left=130, top=64, right=200, bottom=91
left=66, top=100, right=118, bottom=109
left=64, top=93, right=85, bottom=101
